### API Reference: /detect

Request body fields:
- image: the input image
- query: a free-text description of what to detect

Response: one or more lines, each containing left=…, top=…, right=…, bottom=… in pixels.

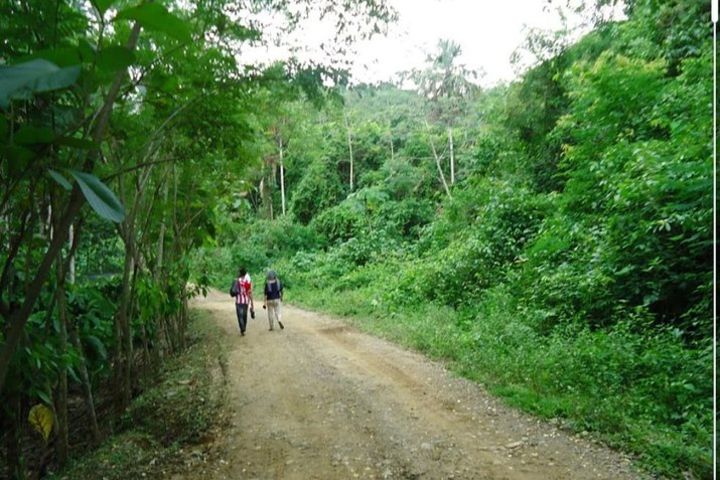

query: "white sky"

left=349, top=0, right=570, bottom=86
left=238, top=0, right=623, bottom=87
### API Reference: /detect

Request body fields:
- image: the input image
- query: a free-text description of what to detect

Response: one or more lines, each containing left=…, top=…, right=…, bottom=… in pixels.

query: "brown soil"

left=184, top=290, right=645, bottom=480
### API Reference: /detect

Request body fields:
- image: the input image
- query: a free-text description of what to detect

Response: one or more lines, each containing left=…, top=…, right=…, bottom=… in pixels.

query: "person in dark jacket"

left=263, top=270, right=284, bottom=331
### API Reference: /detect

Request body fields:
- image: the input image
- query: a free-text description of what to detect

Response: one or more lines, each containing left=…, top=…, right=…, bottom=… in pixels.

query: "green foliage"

left=225, top=2, right=713, bottom=477
left=194, top=216, right=324, bottom=286
left=411, top=180, right=550, bottom=304
left=68, top=170, right=126, bottom=223
left=0, top=59, right=80, bottom=108
left=311, top=197, right=369, bottom=243
left=115, top=3, right=192, bottom=43
left=47, top=313, right=229, bottom=480
left=1, top=0, right=398, bottom=476
left=289, top=157, right=344, bottom=224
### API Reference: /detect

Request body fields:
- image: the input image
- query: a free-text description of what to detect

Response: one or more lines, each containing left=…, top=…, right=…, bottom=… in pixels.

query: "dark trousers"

left=235, top=303, right=248, bottom=333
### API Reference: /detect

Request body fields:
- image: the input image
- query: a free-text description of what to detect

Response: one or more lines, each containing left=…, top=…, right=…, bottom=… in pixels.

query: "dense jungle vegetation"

left=1, top=0, right=713, bottom=479
left=194, top=1, right=714, bottom=478
left=0, top=0, right=394, bottom=477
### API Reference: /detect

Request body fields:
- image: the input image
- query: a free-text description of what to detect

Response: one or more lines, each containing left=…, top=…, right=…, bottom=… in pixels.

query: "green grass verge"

left=283, top=281, right=712, bottom=480
left=47, top=309, right=230, bottom=480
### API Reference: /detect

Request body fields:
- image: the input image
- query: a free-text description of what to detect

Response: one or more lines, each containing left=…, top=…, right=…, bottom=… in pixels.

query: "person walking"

left=263, top=270, right=284, bottom=331
left=231, top=267, right=254, bottom=335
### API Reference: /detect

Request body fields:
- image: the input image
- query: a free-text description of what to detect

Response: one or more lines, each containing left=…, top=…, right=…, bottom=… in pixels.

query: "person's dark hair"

left=238, top=267, right=247, bottom=277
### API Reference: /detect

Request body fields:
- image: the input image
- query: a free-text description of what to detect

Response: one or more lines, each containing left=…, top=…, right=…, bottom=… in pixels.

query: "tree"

left=1, top=0, right=396, bottom=475
left=407, top=39, right=481, bottom=192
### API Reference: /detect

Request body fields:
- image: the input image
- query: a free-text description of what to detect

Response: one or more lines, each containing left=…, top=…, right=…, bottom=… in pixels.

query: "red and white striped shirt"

left=235, top=274, right=252, bottom=305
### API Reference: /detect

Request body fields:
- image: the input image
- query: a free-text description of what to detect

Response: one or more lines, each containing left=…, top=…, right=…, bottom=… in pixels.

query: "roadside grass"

left=285, top=283, right=712, bottom=479
left=46, top=309, right=230, bottom=480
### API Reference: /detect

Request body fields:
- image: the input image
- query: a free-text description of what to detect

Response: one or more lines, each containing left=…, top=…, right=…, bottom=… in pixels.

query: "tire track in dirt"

left=187, top=290, right=643, bottom=480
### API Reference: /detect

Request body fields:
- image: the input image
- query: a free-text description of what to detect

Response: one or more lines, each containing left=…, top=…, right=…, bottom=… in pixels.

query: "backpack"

left=266, top=279, right=282, bottom=298
left=229, top=279, right=239, bottom=297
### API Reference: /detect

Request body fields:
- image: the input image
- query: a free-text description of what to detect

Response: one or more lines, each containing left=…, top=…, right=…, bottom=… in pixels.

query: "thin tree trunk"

left=259, top=175, right=273, bottom=220
left=425, top=121, right=452, bottom=199
left=116, top=231, right=135, bottom=412
left=344, top=113, right=354, bottom=191
left=279, top=141, right=286, bottom=216
left=55, top=261, right=69, bottom=467
left=448, top=126, right=455, bottom=185
left=389, top=130, right=394, bottom=162
left=68, top=224, right=76, bottom=284
left=140, top=321, right=152, bottom=373
left=156, top=174, right=169, bottom=276
left=68, top=323, right=102, bottom=445
left=163, top=316, right=177, bottom=354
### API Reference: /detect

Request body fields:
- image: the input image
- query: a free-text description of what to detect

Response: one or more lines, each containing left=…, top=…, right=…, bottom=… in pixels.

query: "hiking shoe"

left=240, top=331, right=245, bottom=336
left=269, top=327, right=274, bottom=331
left=278, top=321, right=284, bottom=330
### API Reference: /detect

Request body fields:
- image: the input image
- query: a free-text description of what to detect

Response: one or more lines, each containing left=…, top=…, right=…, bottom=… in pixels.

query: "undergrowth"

left=280, top=266, right=711, bottom=480
left=46, top=310, right=229, bottom=480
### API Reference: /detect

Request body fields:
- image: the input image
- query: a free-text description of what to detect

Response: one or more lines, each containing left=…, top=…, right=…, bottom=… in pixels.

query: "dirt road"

left=189, top=290, right=643, bottom=480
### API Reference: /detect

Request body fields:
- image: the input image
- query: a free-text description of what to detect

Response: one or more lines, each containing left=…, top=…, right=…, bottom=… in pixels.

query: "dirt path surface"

left=188, top=290, right=643, bottom=480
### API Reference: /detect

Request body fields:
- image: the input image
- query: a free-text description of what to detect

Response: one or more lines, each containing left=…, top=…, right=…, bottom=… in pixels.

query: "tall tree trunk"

left=344, top=113, right=354, bottom=191
left=259, top=176, right=273, bottom=220
left=389, top=130, right=394, bottom=162
left=157, top=212, right=166, bottom=276
left=115, top=230, right=135, bottom=413
left=156, top=174, right=169, bottom=277
left=139, top=320, right=153, bottom=374
left=68, top=224, right=76, bottom=284
left=279, top=140, right=286, bottom=216
left=425, top=121, right=452, bottom=199
left=68, top=323, right=102, bottom=445
left=448, top=126, right=455, bottom=185
left=54, top=262, right=69, bottom=467
left=163, top=315, right=177, bottom=354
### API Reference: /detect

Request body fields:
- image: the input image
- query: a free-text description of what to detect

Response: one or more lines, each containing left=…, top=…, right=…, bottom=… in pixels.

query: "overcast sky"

left=349, top=0, right=570, bottom=86
left=239, top=0, right=623, bottom=87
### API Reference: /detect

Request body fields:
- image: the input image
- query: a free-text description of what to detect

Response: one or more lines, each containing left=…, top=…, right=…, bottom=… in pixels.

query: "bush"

left=310, top=198, right=368, bottom=243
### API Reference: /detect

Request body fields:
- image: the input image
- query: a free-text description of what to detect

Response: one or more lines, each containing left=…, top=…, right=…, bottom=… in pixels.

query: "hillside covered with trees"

left=195, top=1, right=713, bottom=477
left=1, top=0, right=713, bottom=479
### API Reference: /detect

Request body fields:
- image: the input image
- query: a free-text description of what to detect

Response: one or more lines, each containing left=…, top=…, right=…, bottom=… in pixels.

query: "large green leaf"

left=91, top=0, right=116, bottom=15
left=69, top=170, right=125, bottom=223
left=78, top=40, right=97, bottom=63
left=0, top=59, right=80, bottom=108
left=48, top=169, right=72, bottom=190
left=115, top=3, right=192, bottom=43
left=17, top=48, right=83, bottom=68
left=96, top=46, right=136, bottom=73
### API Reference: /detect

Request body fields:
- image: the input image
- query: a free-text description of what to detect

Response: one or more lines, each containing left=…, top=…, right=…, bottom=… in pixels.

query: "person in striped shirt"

left=233, top=267, right=254, bottom=336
